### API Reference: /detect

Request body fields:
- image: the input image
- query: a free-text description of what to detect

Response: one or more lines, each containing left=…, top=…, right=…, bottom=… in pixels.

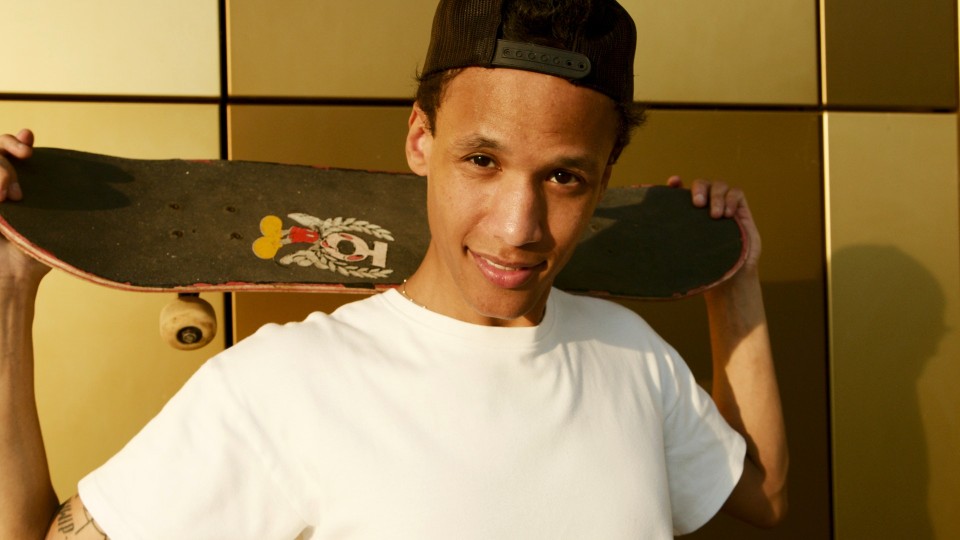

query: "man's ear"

left=405, top=104, right=432, bottom=177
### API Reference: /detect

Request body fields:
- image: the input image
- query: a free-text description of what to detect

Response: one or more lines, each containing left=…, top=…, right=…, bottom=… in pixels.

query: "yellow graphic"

left=252, top=215, right=283, bottom=259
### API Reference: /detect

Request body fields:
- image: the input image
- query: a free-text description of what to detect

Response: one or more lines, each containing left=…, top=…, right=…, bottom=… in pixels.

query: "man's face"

left=405, top=67, right=619, bottom=326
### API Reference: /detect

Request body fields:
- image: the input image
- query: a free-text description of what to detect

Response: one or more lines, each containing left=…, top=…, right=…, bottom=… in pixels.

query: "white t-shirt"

left=79, top=289, right=744, bottom=539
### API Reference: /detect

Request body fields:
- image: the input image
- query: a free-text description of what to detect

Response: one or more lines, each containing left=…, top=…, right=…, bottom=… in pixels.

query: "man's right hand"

left=1, top=129, right=34, bottom=202
left=0, top=129, right=50, bottom=287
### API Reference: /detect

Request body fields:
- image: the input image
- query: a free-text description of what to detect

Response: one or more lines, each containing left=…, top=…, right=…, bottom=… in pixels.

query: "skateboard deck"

left=1, top=148, right=746, bottom=300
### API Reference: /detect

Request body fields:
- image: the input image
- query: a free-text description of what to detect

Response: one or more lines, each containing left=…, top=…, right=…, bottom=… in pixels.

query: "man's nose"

left=487, top=176, right=545, bottom=247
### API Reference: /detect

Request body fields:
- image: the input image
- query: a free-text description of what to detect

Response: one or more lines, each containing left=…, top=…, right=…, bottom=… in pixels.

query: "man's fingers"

left=677, top=176, right=761, bottom=267
left=692, top=179, right=729, bottom=218
left=6, top=182, right=23, bottom=201
left=0, top=179, right=22, bottom=203
left=16, top=128, right=35, bottom=149
left=1, top=130, right=34, bottom=160
left=0, top=129, right=35, bottom=203
left=686, top=178, right=707, bottom=207
left=705, top=181, right=728, bottom=218
left=676, top=177, right=749, bottom=220
left=723, top=187, right=746, bottom=218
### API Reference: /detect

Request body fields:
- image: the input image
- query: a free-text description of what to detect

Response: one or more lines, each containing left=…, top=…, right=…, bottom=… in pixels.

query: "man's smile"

left=470, top=249, right=545, bottom=289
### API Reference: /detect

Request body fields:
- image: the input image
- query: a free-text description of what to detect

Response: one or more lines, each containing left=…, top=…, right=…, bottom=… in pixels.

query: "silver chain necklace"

left=400, top=279, right=427, bottom=310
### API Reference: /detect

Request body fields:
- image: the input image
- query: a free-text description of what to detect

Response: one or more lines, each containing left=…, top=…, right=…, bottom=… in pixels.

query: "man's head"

left=403, top=0, right=641, bottom=326
left=415, top=0, right=643, bottom=164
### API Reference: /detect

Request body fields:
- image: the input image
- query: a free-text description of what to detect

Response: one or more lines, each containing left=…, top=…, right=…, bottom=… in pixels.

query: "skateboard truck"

left=159, top=293, right=217, bottom=350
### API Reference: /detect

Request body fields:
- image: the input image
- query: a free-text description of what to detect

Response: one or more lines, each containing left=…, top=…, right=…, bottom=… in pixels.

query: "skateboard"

left=1, top=148, right=747, bottom=349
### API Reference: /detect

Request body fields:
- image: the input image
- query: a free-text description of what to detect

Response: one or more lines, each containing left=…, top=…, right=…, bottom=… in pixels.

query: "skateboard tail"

left=0, top=213, right=140, bottom=290
left=0, top=212, right=397, bottom=294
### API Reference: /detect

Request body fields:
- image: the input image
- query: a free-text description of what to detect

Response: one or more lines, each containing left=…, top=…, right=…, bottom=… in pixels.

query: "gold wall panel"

left=822, top=0, right=957, bottom=109
left=0, top=1, right=219, bottom=97
left=228, top=104, right=413, bottom=340
left=0, top=101, right=223, bottom=499
left=622, top=0, right=818, bottom=105
left=616, top=110, right=823, bottom=283
left=228, top=1, right=436, bottom=98
left=229, top=0, right=821, bottom=104
left=228, top=104, right=411, bottom=169
left=826, top=112, right=960, bottom=539
left=617, top=110, right=830, bottom=539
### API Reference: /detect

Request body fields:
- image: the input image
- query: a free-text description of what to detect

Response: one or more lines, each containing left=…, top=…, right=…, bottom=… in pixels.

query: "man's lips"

left=470, top=250, right=545, bottom=289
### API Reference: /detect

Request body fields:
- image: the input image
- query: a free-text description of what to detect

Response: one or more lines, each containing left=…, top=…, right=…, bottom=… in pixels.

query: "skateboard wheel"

left=159, top=294, right=217, bottom=350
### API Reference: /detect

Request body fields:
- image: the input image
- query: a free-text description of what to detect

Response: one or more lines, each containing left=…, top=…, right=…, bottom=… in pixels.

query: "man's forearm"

left=0, top=284, right=59, bottom=538
left=705, top=269, right=788, bottom=526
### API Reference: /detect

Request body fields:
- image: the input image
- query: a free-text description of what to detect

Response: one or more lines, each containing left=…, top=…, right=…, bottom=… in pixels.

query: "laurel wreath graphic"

left=279, top=213, right=395, bottom=279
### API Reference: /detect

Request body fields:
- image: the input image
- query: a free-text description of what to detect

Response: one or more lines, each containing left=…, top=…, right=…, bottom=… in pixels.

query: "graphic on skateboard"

left=1, top=148, right=747, bottom=349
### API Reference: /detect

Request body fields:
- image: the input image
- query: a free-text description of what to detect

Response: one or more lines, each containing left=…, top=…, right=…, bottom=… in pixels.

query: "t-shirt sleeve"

left=659, top=347, right=746, bottom=535
left=78, top=356, right=308, bottom=540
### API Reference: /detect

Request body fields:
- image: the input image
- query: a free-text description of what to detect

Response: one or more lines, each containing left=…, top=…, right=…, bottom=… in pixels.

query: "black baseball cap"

left=422, top=0, right=636, bottom=103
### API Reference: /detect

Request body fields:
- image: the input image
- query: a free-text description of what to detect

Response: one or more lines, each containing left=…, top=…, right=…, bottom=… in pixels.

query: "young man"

left=0, top=0, right=787, bottom=538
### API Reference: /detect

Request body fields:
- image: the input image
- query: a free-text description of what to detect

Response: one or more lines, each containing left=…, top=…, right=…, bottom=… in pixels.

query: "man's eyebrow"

left=452, top=135, right=502, bottom=152
left=553, top=155, right=602, bottom=172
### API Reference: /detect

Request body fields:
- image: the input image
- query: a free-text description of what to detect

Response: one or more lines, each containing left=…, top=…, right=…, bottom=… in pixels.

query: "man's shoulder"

left=247, top=292, right=389, bottom=343
left=204, top=293, right=399, bottom=401
left=550, top=289, right=672, bottom=355
left=551, top=289, right=650, bottom=328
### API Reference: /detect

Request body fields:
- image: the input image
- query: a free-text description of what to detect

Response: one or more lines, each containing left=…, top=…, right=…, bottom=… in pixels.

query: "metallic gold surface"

left=0, top=1, right=219, bottom=96
left=623, top=0, right=818, bottom=105
left=822, top=0, right=957, bottom=109
left=228, top=0, right=435, bottom=98
left=826, top=112, right=960, bottom=539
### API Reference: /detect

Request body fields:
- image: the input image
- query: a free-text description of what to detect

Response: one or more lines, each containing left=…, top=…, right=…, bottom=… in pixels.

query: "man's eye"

left=549, top=171, right=582, bottom=186
left=468, top=155, right=496, bottom=168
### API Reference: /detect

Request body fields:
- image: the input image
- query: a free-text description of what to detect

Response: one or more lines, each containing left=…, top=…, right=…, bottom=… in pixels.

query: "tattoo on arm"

left=54, top=499, right=108, bottom=539
left=77, top=506, right=107, bottom=538
left=55, top=501, right=74, bottom=535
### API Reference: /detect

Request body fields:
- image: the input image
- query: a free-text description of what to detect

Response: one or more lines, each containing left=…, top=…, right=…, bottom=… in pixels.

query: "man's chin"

left=466, top=288, right=551, bottom=326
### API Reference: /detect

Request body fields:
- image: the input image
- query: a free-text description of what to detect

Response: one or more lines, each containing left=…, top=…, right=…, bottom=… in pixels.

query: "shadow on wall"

left=625, top=275, right=832, bottom=539
left=831, top=244, right=946, bottom=539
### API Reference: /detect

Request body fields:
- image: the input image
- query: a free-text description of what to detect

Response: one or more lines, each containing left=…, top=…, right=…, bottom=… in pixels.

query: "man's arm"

left=686, top=177, right=789, bottom=527
left=0, top=130, right=109, bottom=539
left=0, top=128, right=59, bottom=538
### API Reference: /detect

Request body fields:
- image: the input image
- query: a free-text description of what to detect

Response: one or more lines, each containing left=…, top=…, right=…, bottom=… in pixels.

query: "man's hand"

left=668, top=175, right=761, bottom=272
left=668, top=176, right=788, bottom=528
left=1, top=129, right=34, bottom=202
left=0, top=129, right=50, bottom=287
